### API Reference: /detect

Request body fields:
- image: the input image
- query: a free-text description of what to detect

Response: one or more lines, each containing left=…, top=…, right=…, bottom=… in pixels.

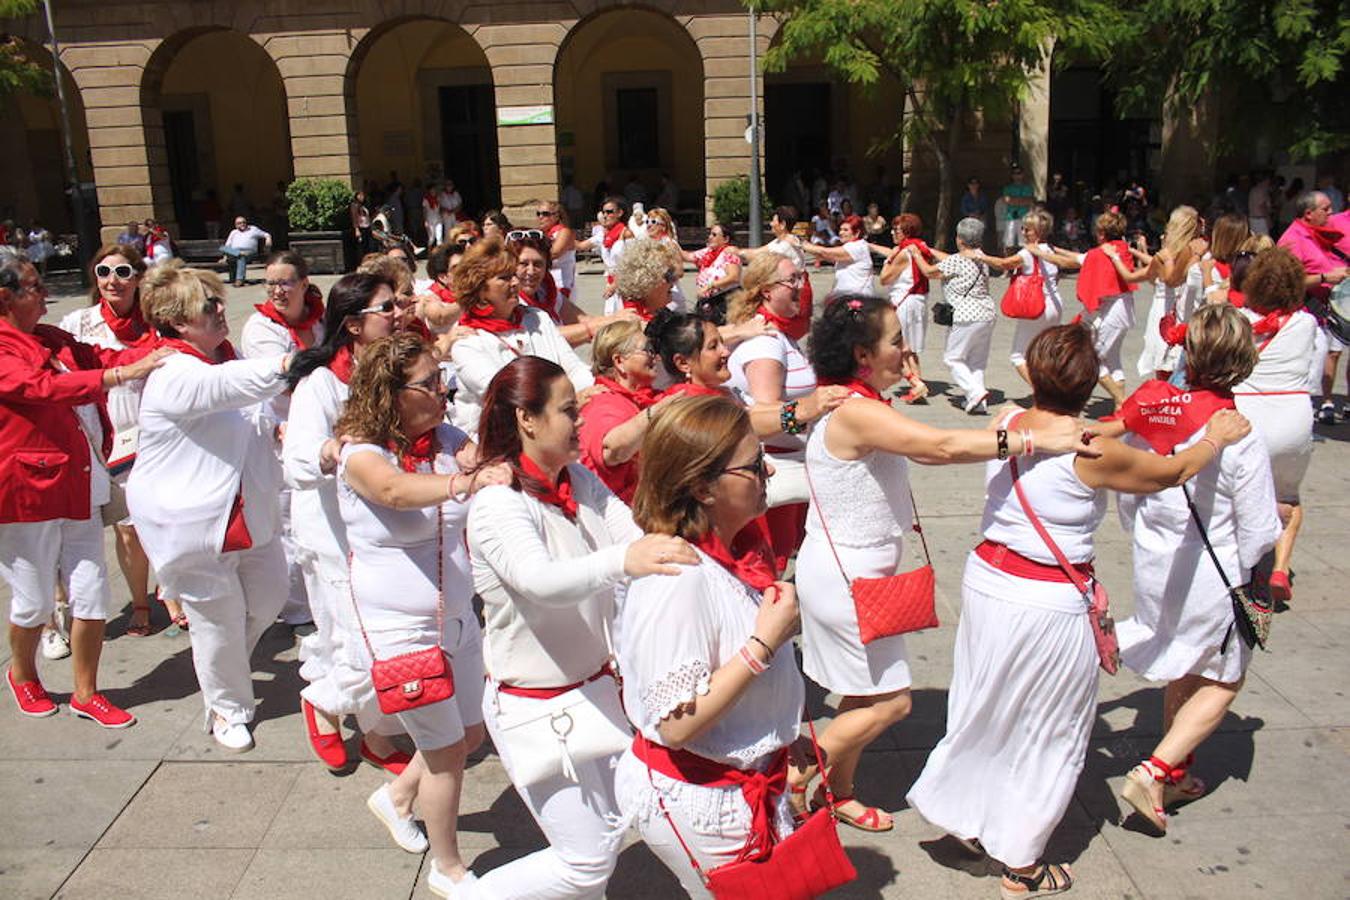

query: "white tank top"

left=804, top=408, right=912, bottom=548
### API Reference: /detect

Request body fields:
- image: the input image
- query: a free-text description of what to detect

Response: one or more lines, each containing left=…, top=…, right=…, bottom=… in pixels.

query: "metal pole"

left=43, top=0, right=92, bottom=283
left=747, top=7, right=762, bottom=248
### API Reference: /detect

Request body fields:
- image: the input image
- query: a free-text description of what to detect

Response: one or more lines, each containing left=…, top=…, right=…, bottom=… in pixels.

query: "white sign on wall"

left=497, top=105, right=555, bottom=127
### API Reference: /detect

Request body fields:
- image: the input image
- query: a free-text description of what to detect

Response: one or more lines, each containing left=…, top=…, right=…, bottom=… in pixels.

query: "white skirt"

left=906, top=555, right=1098, bottom=869
left=795, top=534, right=912, bottom=695
left=1234, top=394, right=1313, bottom=503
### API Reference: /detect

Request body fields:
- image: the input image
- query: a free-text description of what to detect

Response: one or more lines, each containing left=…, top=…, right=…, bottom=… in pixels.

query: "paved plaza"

left=3, top=265, right=1349, bottom=900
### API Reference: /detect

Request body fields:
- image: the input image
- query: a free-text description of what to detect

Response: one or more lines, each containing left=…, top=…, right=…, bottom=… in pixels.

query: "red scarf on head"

left=393, top=428, right=439, bottom=473
left=460, top=302, right=525, bottom=334
left=1294, top=217, right=1346, bottom=253
left=327, top=344, right=356, bottom=384
left=98, top=298, right=151, bottom=346
left=693, top=520, right=778, bottom=593
left=663, top=380, right=728, bottom=399
left=522, top=275, right=562, bottom=324
left=825, top=378, right=884, bottom=402
left=429, top=280, right=457, bottom=306
left=1077, top=240, right=1137, bottom=312
left=1118, top=379, right=1235, bottom=454
left=621, top=297, right=656, bottom=323
left=595, top=375, right=660, bottom=409
left=756, top=303, right=809, bottom=341
left=899, top=238, right=934, bottom=295
left=517, top=453, right=578, bottom=520
left=602, top=222, right=627, bottom=250
left=254, top=285, right=324, bottom=349
left=156, top=337, right=237, bottom=364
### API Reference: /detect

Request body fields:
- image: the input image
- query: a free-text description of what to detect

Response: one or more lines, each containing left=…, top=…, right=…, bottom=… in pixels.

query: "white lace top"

left=803, top=407, right=914, bottom=548
left=616, top=548, right=804, bottom=769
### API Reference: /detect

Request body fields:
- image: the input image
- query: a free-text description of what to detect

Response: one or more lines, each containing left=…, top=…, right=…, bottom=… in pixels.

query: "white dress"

left=337, top=424, right=485, bottom=748
left=1008, top=244, right=1065, bottom=368
left=1136, top=261, right=1203, bottom=377
left=907, top=426, right=1104, bottom=870
left=1117, top=429, right=1281, bottom=683
left=1233, top=309, right=1317, bottom=503
left=613, top=550, right=804, bottom=897
left=796, top=406, right=914, bottom=694
left=833, top=239, right=875, bottom=295
left=727, top=332, right=817, bottom=507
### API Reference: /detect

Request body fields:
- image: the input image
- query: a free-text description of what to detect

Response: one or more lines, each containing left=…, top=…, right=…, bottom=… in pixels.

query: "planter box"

left=289, top=231, right=344, bottom=274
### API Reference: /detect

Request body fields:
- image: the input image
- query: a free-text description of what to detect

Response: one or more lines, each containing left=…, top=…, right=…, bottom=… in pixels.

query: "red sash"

left=824, top=377, right=883, bottom=402
left=518, top=454, right=578, bottom=520
left=621, top=298, right=655, bottom=323
left=459, top=304, right=524, bottom=334
left=595, top=374, right=660, bottom=409
left=1077, top=241, right=1136, bottom=312
left=756, top=304, right=808, bottom=341
left=155, top=337, right=237, bottom=364
left=662, top=381, right=728, bottom=399
left=328, top=344, right=355, bottom=384
left=602, top=222, right=626, bottom=250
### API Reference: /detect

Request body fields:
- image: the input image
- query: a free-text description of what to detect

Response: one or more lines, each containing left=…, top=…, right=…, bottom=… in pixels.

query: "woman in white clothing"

left=740, top=207, right=815, bottom=324
left=979, top=210, right=1069, bottom=385
left=281, top=272, right=406, bottom=772
left=1075, top=210, right=1151, bottom=409
left=616, top=395, right=810, bottom=896
left=467, top=356, right=696, bottom=899
left=534, top=199, right=577, bottom=299
left=798, top=214, right=877, bottom=295
left=448, top=238, right=594, bottom=436
left=575, top=196, right=634, bottom=296
left=793, top=294, right=1091, bottom=832
left=1231, top=248, right=1318, bottom=603
left=906, top=324, right=1250, bottom=899
left=1127, top=206, right=1206, bottom=380
left=423, top=185, right=444, bottom=247
left=914, top=217, right=998, bottom=414
left=879, top=213, right=935, bottom=402
left=511, top=232, right=632, bottom=348
left=128, top=264, right=293, bottom=752
left=1108, top=306, right=1282, bottom=834
left=337, top=334, right=509, bottom=898
left=679, top=223, right=740, bottom=322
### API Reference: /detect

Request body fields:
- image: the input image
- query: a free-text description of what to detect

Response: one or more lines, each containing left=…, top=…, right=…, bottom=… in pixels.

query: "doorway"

left=163, top=109, right=202, bottom=237
left=765, top=82, right=832, bottom=212
left=439, top=84, right=500, bottom=217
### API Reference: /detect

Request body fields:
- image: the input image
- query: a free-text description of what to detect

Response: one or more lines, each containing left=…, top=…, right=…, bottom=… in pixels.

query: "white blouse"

left=281, top=365, right=349, bottom=561
left=1016, top=243, right=1065, bottom=313
left=617, top=549, right=804, bottom=769
left=57, top=305, right=143, bottom=440
left=727, top=333, right=816, bottom=451
left=1235, top=308, right=1319, bottom=394
left=468, top=463, right=641, bottom=688
left=240, top=311, right=324, bottom=422
left=834, top=240, right=875, bottom=295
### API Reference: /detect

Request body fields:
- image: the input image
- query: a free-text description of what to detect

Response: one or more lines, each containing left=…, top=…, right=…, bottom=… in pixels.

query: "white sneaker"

left=211, top=717, right=254, bottom=752
left=41, top=629, right=71, bottom=660
left=367, top=785, right=428, bottom=854
left=428, top=863, right=477, bottom=899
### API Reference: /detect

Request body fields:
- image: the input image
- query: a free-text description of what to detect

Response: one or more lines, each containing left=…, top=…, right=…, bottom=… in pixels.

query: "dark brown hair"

left=476, top=356, right=573, bottom=502
left=87, top=243, right=146, bottom=305
left=1026, top=324, right=1100, bottom=415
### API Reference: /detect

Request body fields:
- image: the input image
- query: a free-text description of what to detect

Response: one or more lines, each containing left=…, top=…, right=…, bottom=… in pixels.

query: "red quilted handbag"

left=804, top=457, right=939, bottom=644
left=1000, top=257, right=1047, bottom=320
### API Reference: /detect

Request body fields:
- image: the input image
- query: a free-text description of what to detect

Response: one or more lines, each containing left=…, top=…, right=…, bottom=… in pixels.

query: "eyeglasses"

left=624, top=343, right=656, bottom=358
left=719, top=450, right=768, bottom=481
left=535, top=209, right=556, bottom=218
left=506, top=229, right=545, bottom=242
left=770, top=274, right=806, bottom=288
left=95, top=263, right=136, bottom=280
left=663, top=270, right=680, bottom=285
left=265, top=278, right=298, bottom=291
left=205, top=297, right=225, bottom=313
left=601, top=207, right=621, bottom=215
left=402, top=367, right=452, bottom=395
left=356, top=299, right=396, bottom=316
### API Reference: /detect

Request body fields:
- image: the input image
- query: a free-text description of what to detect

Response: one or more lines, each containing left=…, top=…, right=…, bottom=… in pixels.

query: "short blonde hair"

left=613, top=238, right=673, bottom=303
left=727, top=252, right=788, bottom=325
left=591, top=319, right=645, bottom=376
left=1023, top=209, right=1054, bottom=241
left=140, top=262, right=226, bottom=334
left=1184, top=304, right=1257, bottom=391
left=1094, top=210, right=1127, bottom=240
left=632, top=395, right=752, bottom=540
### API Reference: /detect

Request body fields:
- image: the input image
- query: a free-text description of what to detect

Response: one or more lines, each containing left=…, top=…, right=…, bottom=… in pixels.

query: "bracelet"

left=780, top=399, right=806, bottom=435
left=1021, top=429, right=1034, bottom=457
left=996, top=429, right=1009, bottom=460
left=1200, top=437, right=1220, bottom=457
left=448, top=474, right=470, bottom=502
left=737, top=644, right=769, bottom=676
left=112, top=367, right=123, bottom=386
left=645, top=406, right=653, bottom=424
left=747, top=634, right=774, bottom=657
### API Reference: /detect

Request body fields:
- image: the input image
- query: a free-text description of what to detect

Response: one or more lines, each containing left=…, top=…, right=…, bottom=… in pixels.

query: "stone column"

left=257, top=31, right=358, bottom=186
left=685, top=14, right=779, bottom=225
left=476, top=22, right=568, bottom=223
left=1018, top=45, right=1053, bottom=200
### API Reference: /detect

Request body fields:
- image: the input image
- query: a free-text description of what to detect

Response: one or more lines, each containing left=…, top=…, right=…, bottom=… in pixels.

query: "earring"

left=856, top=365, right=872, bottom=378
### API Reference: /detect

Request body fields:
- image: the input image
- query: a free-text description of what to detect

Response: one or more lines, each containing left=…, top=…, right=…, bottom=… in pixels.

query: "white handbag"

left=493, top=672, right=632, bottom=787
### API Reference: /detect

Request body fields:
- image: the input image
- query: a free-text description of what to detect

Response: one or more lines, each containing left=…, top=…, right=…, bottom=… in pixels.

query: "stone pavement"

left=4, top=264, right=1349, bottom=900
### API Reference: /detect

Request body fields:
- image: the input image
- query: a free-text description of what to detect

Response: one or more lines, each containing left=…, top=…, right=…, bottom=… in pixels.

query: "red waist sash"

left=495, top=664, right=615, bottom=700
left=975, top=539, right=1093, bottom=584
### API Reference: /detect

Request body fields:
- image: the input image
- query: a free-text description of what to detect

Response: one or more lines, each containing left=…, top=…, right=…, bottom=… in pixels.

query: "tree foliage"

left=1, top=1, right=50, bottom=99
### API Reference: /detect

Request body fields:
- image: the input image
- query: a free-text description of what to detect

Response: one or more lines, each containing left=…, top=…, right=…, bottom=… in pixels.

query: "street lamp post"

left=43, top=0, right=93, bottom=282
left=747, top=7, right=762, bottom=248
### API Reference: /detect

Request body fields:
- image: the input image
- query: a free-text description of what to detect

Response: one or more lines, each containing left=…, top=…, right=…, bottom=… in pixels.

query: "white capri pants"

left=1009, top=304, right=1062, bottom=368
left=277, top=488, right=312, bottom=625
left=159, top=538, right=288, bottom=727
left=896, top=293, right=928, bottom=354
left=477, top=683, right=625, bottom=899
left=943, top=320, right=996, bottom=403
left=1088, top=294, right=1135, bottom=383
left=0, top=516, right=111, bottom=627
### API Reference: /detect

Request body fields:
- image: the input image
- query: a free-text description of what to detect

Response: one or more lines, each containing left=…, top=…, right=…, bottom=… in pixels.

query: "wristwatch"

left=996, top=429, right=1010, bottom=460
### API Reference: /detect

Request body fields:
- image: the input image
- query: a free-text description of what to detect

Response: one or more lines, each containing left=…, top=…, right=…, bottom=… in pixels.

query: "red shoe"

left=7, top=669, right=57, bottom=718
left=360, top=739, right=412, bottom=775
left=70, top=693, right=137, bottom=728
left=301, top=698, right=347, bottom=770
left=1268, top=570, right=1292, bottom=604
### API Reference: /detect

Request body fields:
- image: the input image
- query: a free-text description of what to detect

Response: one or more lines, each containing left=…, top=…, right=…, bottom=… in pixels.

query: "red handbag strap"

left=1006, top=453, right=1092, bottom=603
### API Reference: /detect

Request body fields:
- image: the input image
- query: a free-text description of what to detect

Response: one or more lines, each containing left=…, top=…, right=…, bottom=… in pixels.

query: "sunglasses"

left=456, top=237, right=478, bottom=248
left=535, top=209, right=556, bottom=218
left=356, top=299, right=396, bottom=316
left=645, top=218, right=665, bottom=228
left=506, top=229, right=545, bottom=242
left=720, top=449, right=768, bottom=481
left=402, top=367, right=452, bottom=395
left=601, top=207, right=621, bottom=215
left=95, top=263, right=136, bottom=279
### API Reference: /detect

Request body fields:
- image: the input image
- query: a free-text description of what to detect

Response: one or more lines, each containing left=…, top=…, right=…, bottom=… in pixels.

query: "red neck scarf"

left=602, top=222, right=626, bottom=250
left=521, top=276, right=561, bottom=324
left=899, top=237, right=933, bottom=295
left=517, top=453, right=578, bottom=520
left=328, top=344, right=356, bottom=384
left=1077, top=240, right=1136, bottom=311
left=254, top=285, right=324, bottom=349
left=595, top=374, right=660, bottom=409
left=757, top=303, right=809, bottom=341
left=1251, top=309, right=1294, bottom=351
left=621, top=297, right=656, bottom=323
left=545, top=222, right=564, bottom=241
left=826, top=377, right=884, bottom=402
left=98, top=298, right=151, bottom=346
left=393, top=428, right=438, bottom=473
left=1119, top=380, right=1235, bottom=454
left=157, top=337, right=237, bottom=364
left=1294, top=217, right=1346, bottom=253
left=698, top=244, right=731, bottom=271
left=423, top=191, right=438, bottom=208
left=460, top=302, right=525, bottom=334
left=1214, top=260, right=1232, bottom=280
left=429, top=280, right=457, bottom=306
left=663, top=380, right=728, bottom=399
left=694, top=521, right=778, bottom=593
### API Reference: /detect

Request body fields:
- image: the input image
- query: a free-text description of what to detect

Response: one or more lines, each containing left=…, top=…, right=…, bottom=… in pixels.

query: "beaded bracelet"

left=780, top=399, right=806, bottom=435
left=737, top=644, right=769, bottom=676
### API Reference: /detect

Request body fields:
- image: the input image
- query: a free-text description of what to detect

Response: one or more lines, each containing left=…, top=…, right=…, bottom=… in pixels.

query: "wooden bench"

left=175, top=239, right=230, bottom=271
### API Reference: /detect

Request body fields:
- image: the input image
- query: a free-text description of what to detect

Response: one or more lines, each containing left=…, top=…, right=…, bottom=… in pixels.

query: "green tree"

left=1, top=1, right=50, bottom=99
left=1100, top=0, right=1348, bottom=161
left=756, top=0, right=1116, bottom=246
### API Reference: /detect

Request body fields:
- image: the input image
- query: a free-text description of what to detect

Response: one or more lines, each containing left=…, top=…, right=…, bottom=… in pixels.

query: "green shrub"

left=285, top=178, right=353, bottom=232
left=711, top=176, right=773, bottom=225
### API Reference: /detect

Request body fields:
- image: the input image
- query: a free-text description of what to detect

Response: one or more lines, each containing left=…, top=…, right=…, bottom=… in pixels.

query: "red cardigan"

left=0, top=320, right=135, bottom=523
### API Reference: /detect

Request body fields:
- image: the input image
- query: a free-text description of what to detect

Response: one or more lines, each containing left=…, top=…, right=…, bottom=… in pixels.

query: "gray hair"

left=1295, top=191, right=1326, bottom=217
left=955, top=217, right=985, bottom=248
left=0, top=249, right=31, bottom=293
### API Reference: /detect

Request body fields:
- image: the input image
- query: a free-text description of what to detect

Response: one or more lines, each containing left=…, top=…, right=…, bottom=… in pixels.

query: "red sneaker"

left=69, top=693, right=137, bottom=728
left=7, top=669, right=57, bottom=718
left=360, top=739, right=412, bottom=775
left=302, top=698, right=347, bottom=770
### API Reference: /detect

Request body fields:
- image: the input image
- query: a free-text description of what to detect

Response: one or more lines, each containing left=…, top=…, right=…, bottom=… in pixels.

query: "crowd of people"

left=1, top=175, right=1346, bottom=899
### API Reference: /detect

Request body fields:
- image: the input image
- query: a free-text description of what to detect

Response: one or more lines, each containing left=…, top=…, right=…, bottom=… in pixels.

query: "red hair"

left=891, top=213, right=923, bottom=239
left=840, top=215, right=864, bottom=238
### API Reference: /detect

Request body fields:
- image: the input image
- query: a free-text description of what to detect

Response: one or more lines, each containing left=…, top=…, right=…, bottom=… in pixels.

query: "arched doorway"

left=554, top=8, right=705, bottom=225
left=141, top=29, right=292, bottom=239
left=0, top=39, right=93, bottom=237
left=347, top=18, right=500, bottom=230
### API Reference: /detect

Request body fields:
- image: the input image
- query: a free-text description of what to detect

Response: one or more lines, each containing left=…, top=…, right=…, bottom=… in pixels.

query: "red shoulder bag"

left=1000, top=254, right=1047, bottom=320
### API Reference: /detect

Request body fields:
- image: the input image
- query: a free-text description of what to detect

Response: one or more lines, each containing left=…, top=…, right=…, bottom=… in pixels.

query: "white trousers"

left=163, top=539, right=288, bottom=726
left=943, top=320, right=996, bottom=404
left=277, top=488, right=312, bottom=625
left=296, top=545, right=364, bottom=715
left=0, top=515, right=110, bottom=627
left=1088, top=294, right=1135, bottom=383
left=475, top=687, right=623, bottom=900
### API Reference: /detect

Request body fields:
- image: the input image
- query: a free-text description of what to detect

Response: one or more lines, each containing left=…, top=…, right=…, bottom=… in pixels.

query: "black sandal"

left=1000, top=862, right=1073, bottom=899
